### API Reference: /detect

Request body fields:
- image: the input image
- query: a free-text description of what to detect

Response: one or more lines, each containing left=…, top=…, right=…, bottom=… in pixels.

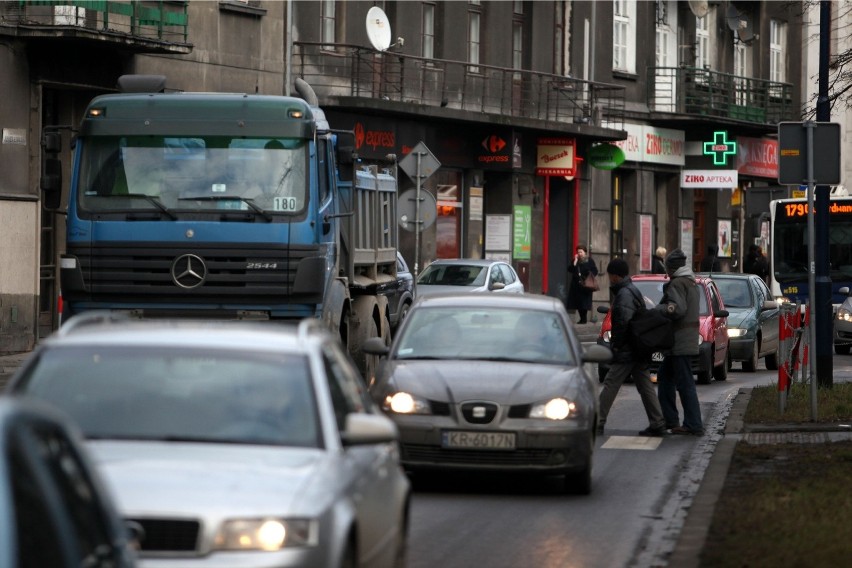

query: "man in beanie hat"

left=656, top=248, right=704, bottom=435
left=597, top=258, right=667, bottom=437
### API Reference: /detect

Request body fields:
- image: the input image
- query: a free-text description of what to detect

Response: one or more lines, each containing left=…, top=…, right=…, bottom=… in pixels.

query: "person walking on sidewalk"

left=597, top=258, right=667, bottom=437
left=655, top=249, right=704, bottom=436
left=651, top=246, right=667, bottom=274
left=567, top=245, right=598, bottom=324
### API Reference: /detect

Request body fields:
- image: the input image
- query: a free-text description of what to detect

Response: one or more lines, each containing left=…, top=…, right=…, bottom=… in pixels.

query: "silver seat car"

left=415, top=258, right=525, bottom=297
left=5, top=314, right=410, bottom=568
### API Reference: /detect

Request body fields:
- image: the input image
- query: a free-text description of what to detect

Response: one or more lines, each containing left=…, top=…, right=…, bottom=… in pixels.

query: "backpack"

left=627, top=287, right=675, bottom=358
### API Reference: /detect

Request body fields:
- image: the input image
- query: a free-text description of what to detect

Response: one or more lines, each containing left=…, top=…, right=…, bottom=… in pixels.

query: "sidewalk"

left=0, top=351, right=31, bottom=389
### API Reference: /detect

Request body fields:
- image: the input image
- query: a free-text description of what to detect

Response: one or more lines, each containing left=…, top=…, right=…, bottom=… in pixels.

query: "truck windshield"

left=78, top=136, right=308, bottom=215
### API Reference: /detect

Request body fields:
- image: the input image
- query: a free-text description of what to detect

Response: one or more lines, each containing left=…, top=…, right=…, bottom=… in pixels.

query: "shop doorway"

left=435, top=169, right=463, bottom=258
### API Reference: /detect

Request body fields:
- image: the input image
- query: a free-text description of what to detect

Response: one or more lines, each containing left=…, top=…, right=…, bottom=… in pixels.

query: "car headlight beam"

left=837, top=308, right=852, bottom=322
left=214, top=518, right=316, bottom=551
left=727, top=328, right=747, bottom=338
left=385, top=392, right=431, bottom=414
left=530, top=397, right=575, bottom=420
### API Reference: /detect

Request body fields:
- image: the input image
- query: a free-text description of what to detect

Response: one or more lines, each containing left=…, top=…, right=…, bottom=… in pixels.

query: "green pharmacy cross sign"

left=703, top=131, right=737, bottom=165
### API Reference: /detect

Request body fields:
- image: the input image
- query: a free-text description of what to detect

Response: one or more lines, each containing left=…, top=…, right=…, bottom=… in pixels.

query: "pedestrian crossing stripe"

left=600, top=436, right=664, bottom=450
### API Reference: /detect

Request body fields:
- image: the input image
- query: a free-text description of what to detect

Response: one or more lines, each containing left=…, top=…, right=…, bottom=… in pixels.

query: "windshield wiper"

left=96, top=193, right=177, bottom=220
left=178, top=195, right=273, bottom=222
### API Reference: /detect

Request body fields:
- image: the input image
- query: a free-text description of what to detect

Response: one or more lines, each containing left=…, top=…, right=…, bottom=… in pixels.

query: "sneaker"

left=669, top=426, right=704, bottom=436
left=638, top=426, right=666, bottom=437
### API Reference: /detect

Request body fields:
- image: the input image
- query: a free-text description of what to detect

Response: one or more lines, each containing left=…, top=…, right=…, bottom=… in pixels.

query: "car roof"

left=41, top=315, right=328, bottom=353
left=423, top=258, right=505, bottom=267
left=411, top=292, right=562, bottom=311
left=633, top=273, right=715, bottom=285
left=695, top=272, right=757, bottom=280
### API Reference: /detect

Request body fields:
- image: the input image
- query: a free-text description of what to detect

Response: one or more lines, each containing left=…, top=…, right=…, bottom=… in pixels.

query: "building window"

left=770, top=19, right=787, bottom=84
left=734, top=41, right=752, bottom=105
left=512, top=21, right=523, bottom=79
left=321, top=0, right=336, bottom=46
left=695, top=12, right=711, bottom=69
left=613, top=0, right=636, bottom=73
left=468, top=5, right=481, bottom=73
left=513, top=1, right=523, bottom=15
left=422, top=3, right=435, bottom=59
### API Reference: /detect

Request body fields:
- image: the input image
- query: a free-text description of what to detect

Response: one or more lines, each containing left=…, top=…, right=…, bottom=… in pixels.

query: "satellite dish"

left=726, top=4, right=747, bottom=32
left=366, top=6, right=392, bottom=51
left=688, top=0, right=709, bottom=18
left=738, top=16, right=756, bottom=43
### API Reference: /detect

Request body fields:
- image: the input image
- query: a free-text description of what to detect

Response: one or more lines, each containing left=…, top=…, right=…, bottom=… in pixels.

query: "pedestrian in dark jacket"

left=744, top=244, right=769, bottom=282
left=597, top=258, right=667, bottom=437
left=700, top=245, right=721, bottom=272
left=651, top=246, right=667, bottom=274
left=566, top=244, right=598, bottom=324
left=655, top=249, right=704, bottom=436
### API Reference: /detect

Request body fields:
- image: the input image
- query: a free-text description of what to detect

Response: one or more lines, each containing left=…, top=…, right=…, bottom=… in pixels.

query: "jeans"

left=656, top=354, right=703, bottom=432
left=599, top=359, right=665, bottom=430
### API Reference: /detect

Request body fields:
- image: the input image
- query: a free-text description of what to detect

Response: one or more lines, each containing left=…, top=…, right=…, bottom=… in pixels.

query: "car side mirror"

left=361, top=336, right=390, bottom=356
left=490, top=282, right=506, bottom=291
left=715, top=309, right=729, bottom=318
left=342, top=413, right=398, bottom=446
left=762, top=300, right=779, bottom=311
left=597, top=305, right=609, bottom=314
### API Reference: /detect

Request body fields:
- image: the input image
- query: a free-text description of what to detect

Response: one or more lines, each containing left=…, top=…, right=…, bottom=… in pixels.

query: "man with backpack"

left=597, top=258, right=667, bottom=437
left=656, top=249, right=705, bottom=436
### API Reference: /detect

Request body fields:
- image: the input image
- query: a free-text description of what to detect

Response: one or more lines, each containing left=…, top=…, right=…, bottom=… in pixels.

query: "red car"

left=596, top=274, right=730, bottom=384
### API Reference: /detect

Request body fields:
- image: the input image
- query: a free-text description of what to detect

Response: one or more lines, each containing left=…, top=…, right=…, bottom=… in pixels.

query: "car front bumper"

left=393, top=417, right=593, bottom=474
left=727, top=337, right=756, bottom=361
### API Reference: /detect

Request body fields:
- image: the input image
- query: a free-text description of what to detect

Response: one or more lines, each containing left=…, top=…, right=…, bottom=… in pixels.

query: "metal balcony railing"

left=649, top=67, right=797, bottom=124
left=293, top=42, right=626, bottom=132
left=6, top=0, right=188, bottom=44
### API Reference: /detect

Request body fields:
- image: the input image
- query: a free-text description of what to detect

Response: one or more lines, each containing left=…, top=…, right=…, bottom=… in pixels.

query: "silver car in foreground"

left=836, top=286, right=852, bottom=355
left=363, top=294, right=611, bottom=495
left=6, top=315, right=410, bottom=568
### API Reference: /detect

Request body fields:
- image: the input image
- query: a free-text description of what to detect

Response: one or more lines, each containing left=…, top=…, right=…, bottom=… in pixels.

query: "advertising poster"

left=679, top=219, right=694, bottom=267
left=485, top=214, right=512, bottom=254
left=513, top=205, right=531, bottom=259
left=717, top=219, right=732, bottom=258
left=639, top=214, right=653, bottom=272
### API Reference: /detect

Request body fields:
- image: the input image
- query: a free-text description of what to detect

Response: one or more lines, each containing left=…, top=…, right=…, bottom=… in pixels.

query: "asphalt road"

left=405, top=359, right=786, bottom=568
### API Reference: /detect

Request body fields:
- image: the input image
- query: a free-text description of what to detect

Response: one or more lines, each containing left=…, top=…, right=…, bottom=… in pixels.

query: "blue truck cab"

left=48, top=76, right=398, bottom=373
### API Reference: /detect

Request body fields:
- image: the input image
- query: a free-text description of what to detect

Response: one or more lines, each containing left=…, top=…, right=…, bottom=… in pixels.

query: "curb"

left=663, top=387, right=750, bottom=568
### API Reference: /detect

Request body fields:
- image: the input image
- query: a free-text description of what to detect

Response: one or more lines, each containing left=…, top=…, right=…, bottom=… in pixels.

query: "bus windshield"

left=77, top=136, right=308, bottom=215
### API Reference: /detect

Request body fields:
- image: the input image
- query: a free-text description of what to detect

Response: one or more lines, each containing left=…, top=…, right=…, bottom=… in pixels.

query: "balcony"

left=648, top=66, right=797, bottom=129
left=0, top=1, right=191, bottom=54
left=293, top=42, right=626, bottom=138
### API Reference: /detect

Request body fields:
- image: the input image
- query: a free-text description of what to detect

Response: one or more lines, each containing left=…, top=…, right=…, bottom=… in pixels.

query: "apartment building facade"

left=0, top=1, right=807, bottom=350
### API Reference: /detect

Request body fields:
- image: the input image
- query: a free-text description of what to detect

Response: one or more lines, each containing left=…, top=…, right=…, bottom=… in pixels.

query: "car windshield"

left=78, top=136, right=308, bottom=216
left=635, top=280, right=710, bottom=315
left=417, top=264, right=487, bottom=286
left=13, top=346, right=320, bottom=448
left=394, top=306, right=575, bottom=365
left=714, top=279, right=753, bottom=308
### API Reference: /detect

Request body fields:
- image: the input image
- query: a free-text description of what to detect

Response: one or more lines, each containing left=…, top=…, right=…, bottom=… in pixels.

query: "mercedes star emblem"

left=171, top=254, right=207, bottom=289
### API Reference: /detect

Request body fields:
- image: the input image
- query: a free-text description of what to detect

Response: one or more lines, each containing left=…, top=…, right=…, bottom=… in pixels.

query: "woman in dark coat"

left=566, top=244, right=598, bottom=324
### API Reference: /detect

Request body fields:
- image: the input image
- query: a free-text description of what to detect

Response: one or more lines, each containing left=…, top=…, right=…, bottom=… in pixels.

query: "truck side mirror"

left=41, top=157, right=62, bottom=210
left=42, top=131, right=62, bottom=153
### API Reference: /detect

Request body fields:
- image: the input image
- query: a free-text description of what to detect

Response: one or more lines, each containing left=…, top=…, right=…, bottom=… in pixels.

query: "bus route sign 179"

left=777, top=122, right=840, bottom=186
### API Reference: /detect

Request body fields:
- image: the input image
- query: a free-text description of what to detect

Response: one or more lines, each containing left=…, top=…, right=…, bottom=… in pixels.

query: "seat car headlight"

left=384, top=391, right=431, bottom=414
left=727, top=328, right=747, bottom=338
left=837, top=307, right=852, bottom=322
left=214, top=519, right=317, bottom=551
left=529, top=398, right=576, bottom=420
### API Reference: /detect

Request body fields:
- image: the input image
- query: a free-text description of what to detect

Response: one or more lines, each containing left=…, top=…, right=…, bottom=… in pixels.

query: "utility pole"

left=815, top=0, right=833, bottom=387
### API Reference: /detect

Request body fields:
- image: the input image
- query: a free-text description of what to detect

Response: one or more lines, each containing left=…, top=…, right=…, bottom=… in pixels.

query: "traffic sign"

left=777, top=122, right=840, bottom=185
left=398, top=141, right=441, bottom=182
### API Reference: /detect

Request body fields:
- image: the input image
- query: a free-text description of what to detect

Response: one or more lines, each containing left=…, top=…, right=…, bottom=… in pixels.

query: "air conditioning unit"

left=54, top=6, right=84, bottom=26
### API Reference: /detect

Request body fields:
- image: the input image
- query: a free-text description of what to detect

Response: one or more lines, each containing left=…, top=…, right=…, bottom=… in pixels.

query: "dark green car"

left=698, top=273, right=780, bottom=372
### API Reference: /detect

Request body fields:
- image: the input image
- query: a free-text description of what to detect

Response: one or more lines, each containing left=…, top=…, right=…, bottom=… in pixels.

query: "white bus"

left=768, top=191, right=852, bottom=307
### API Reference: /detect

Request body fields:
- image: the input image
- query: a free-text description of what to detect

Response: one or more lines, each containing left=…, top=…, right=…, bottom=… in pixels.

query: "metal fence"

left=293, top=42, right=626, bottom=131
left=649, top=66, right=797, bottom=124
left=6, top=1, right=188, bottom=43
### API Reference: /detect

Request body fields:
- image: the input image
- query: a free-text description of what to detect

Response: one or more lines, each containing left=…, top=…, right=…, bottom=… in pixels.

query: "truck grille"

left=66, top=242, right=322, bottom=303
